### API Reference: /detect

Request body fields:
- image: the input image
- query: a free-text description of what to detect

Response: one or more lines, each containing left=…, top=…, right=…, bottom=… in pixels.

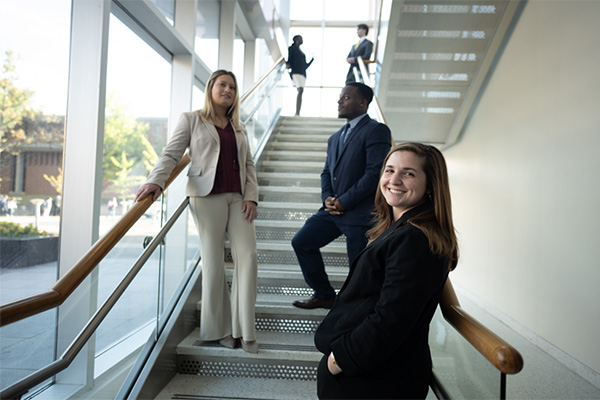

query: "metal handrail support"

left=1, top=199, right=190, bottom=400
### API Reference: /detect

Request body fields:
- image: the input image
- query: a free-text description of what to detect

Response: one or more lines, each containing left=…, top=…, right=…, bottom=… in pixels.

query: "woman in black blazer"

left=314, top=143, right=459, bottom=399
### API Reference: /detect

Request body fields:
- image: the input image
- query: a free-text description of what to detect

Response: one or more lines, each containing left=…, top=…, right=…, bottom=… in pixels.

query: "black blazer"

left=314, top=205, right=449, bottom=396
left=287, top=44, right=313, bottom=76
left=318, top=115, right=391, bottom=226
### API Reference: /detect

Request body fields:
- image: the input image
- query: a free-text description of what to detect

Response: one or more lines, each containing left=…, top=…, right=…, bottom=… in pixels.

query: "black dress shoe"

left=293, top=297, right=335, bottom=309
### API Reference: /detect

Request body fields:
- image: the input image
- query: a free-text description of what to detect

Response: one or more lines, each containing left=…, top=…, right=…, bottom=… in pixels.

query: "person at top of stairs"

left=291, top=82, right=391, bottom=310
left=135, top=70, right=259, bottom=353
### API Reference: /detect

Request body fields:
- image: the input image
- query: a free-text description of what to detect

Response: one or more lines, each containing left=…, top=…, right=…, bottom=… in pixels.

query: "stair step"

left=272, top=133, right=332, bottom=141
left=257, top=160, right=324, bottom=170
left=258, top=172, right=320, bottom=180
left=267, top=142, right=328, bottom=151
left=155, top=374, right=318, bottom=399
left=261, top=150, right=326, bottom=162
left=258, top=201, right=321, bottom=210
left=177, top=329, right=321, bottom=362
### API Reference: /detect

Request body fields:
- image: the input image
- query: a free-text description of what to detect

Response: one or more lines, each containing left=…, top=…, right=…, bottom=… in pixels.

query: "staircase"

left=155, top=116, right=349, bottom=399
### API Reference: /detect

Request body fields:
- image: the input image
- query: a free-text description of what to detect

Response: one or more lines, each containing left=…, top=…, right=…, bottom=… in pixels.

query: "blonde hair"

left=367, top=143, right=459, bottom=270
left=198, top=70, right=242, bottom=131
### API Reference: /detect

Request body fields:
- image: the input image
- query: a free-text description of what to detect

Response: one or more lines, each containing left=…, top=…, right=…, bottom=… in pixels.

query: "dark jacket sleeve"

left=328, top=227, right=447, bottom=376
left=357, top=40, right=373, bottom=61
left=320, top=135, right=336, bottom=204
left=336, top=123, right=390, bottom=211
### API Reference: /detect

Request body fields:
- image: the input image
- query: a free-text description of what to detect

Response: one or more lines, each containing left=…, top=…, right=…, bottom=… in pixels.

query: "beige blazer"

left=145, top=111, right=258, bottom=203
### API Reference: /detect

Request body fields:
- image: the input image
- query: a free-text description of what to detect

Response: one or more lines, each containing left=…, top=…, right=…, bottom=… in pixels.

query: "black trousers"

left=316, top=355, right=429, bottom=400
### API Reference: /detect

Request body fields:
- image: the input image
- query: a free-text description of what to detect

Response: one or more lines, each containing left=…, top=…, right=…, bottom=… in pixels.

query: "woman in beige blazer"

left=135, top=70, right=259, bottom=353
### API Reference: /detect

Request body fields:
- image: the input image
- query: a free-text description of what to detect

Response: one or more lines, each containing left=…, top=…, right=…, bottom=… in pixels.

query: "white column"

left=243, top=39, right=256, bottom=92
left=162, top=0, right=197, bottom=302
left=219, top=0, right=236, bottom=70
left=57, top=0, right=110, bottom=390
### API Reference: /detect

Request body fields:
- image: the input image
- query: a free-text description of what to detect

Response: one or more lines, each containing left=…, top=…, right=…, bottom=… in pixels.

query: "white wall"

left=444, top=0, right=600, bottom=374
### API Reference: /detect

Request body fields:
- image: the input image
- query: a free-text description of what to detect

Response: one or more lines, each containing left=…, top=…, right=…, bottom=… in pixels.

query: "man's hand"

left=242, top=200, right=257, bottom=223
left=135, top=183, right=162, bottom=202
left=324, top=196, right=344, bottom=215
left=347, top=57, right=355, bottom=64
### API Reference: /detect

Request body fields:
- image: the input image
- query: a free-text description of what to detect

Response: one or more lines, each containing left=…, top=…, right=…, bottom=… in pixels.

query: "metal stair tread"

left=254, top=220, right=305, bottom=228
left=259, top=186, right=320, bottom=193
left=155, top=374, right=318, bottom=400
left=257, top=172, right=320, bottom=180
left=256, top=263, right=348, bottom=274
left=178, top=328, right=321, bottom=361
left=255, top=241, right=346, bottom=253
left=258, top=160, right=324, bottom=168
left=258, top=201, right=321, bottom=210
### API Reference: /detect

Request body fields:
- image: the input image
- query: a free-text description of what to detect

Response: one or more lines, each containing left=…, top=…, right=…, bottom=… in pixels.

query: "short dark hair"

left=357, top=24, right=369, bottom=35
left=292, top=35, right=302, bottom=44
left=346, top=82, right=373, bottom=106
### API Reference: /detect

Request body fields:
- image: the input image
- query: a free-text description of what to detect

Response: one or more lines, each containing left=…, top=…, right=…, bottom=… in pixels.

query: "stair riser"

left=258, top=177, right=320, bottom=188
left=259, top=192, right=322, bottom=203
left=178, top=356, right=319, bottom=381
left=255, top=226, right=345, bottom=243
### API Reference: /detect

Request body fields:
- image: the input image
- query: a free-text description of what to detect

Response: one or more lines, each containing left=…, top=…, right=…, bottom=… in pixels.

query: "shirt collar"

left=346, top=113, right=368, bottom=131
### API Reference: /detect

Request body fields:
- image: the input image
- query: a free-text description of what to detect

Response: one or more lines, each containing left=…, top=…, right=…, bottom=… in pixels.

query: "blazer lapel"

left=202, top=120, right=220, bottom=145
left=341, top=115, right=370, bottom=150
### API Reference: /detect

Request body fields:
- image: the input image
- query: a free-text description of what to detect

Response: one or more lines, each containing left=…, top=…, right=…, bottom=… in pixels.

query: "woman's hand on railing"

left=135, top=183, right=162, bottom=202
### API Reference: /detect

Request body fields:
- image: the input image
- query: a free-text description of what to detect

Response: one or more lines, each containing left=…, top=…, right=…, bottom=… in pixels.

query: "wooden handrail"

left=0, top=154, right=191, bottom=327
left=440, top=279, right=524, bottom=375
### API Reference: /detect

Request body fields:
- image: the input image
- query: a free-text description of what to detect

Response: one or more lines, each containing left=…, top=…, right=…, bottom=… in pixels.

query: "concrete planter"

left=0, top=236, right=59, bottom=268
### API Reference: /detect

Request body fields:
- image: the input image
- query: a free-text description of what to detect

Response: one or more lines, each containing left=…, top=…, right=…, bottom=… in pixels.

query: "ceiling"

left=376, top=0, right=523, bottom=147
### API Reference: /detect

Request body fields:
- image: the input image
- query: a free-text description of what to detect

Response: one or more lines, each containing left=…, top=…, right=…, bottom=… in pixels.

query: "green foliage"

left=0, top=51, right=64, bottom=156
left=0, top=221, right=50, bottom=238
left=103, top=93, right=158, bottom=199
left=110, top=150, right=146, bottom=203
left=0, top=51, right=35, bottom=154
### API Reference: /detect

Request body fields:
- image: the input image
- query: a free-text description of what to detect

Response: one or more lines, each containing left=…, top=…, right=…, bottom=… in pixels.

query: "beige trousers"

left=189, top=193, right=258, bottom=342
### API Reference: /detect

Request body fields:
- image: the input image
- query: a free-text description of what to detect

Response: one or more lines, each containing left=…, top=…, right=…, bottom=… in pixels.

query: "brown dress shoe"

left=292, top=297, right=335, bottom=309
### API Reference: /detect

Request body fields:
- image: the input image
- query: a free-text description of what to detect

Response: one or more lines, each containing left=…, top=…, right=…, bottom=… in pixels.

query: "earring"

left=428, top=192, right=432, bottom=201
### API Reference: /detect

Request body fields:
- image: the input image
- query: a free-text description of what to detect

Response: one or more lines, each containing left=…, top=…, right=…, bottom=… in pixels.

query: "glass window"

left=290, top=0, right=324, bottom=20
left=324, top=0, right=376, bottom=20
left=0, top=0, right=71, bottom=391
left=96, top=14, right=171, bottom=368
left=195, top=0, right=220, bottom=71
left=232, top=35, right=245, bottom=90
left=150, top=0, right=174, bottom=25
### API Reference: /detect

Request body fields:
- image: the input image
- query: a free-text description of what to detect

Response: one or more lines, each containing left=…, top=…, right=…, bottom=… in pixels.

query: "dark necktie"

left=338, top=123, right=349, bottom=155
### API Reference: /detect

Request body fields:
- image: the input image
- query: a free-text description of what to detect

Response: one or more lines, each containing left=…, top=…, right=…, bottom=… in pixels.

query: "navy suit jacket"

left=318, top=114, right=391, bottom=226
left=346, top=39, right=373, bottom=83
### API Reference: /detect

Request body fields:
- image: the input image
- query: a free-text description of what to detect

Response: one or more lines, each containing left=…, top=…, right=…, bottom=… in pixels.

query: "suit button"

left=334, top=177, right=337, bottom=180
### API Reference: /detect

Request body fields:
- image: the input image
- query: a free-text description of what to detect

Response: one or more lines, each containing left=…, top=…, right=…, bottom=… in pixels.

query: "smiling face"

left=337, top=86, right=365, bottom=121
left=380, top=150, right=428, bottom=220
left=211, top=74, right=236, bottom=109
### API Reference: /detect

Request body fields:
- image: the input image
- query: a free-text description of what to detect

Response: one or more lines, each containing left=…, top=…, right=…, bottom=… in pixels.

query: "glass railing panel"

left=280, top=86, right=344, bottom=118
left=429, top=307, right=503, bottom=399
left=0, top=309, right=56, bottom=393
left=241, top=64, right=286, bottom=153
left=94, top=199, right=165, bottom=377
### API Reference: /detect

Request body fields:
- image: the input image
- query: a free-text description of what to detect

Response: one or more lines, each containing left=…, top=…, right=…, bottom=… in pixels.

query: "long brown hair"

left=198, top=70, right=242, bottom=131
left=367, top=143, right=459, bottom=270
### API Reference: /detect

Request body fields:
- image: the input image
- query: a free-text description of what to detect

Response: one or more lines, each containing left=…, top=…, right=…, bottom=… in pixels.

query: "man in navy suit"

left=292, top=83, right=392, bottom=309
left=345, top=24, right=373, bottom=84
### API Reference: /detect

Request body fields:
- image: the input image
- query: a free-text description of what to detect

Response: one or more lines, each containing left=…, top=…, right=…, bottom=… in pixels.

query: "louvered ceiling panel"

left=377, top=0, right=520, bottom=146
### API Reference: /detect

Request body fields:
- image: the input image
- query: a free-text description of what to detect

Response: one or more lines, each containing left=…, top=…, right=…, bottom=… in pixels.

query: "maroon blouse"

left=210, top=122, right=242, bottom=195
